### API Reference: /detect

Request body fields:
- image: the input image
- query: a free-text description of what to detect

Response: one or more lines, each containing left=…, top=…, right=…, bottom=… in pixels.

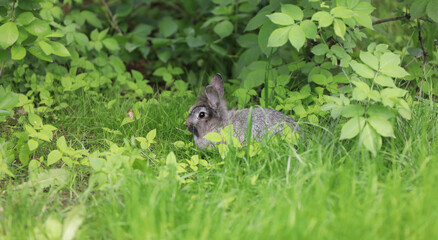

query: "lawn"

left=1, top=93, right=437, bottom=239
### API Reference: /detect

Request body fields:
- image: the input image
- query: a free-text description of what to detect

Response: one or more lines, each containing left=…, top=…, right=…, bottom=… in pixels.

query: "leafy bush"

left=0, top=0, right=437, bottom=178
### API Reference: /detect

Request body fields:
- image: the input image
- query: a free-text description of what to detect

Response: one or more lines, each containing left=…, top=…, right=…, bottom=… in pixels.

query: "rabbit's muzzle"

left=185, top=120, right=198, bottom=136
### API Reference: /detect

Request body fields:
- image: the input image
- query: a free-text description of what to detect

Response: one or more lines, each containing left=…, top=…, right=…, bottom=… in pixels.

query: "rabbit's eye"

left=199, top=112, right=205, bottom=118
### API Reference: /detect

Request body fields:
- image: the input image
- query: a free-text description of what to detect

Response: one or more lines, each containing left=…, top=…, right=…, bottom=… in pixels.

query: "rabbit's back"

left=228, top=107, right=296, bottom=142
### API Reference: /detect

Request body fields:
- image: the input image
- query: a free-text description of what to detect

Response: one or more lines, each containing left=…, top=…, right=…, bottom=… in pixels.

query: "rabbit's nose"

left=185, top=120, right=192, bottom=129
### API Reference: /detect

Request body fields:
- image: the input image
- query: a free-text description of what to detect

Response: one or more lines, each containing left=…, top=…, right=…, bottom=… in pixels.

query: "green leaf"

left=331, top=6, right=355, bottom=18
left=0, top=22, right=19, bottom=48
left=311, top=43, right=329, bottom=55
left=288, top=24, right=305, bottom=51
left=237, top=34, right=258, bottom=48
left=11, top=45, right=26, bottom=60
left=341, top=105, right=365, bottom=118
left=158, top=17, right=177, bottom=37
left=244, top=6, right=272, bottom=31
left=353, top=12, right=373, bottom=29
left=300, top=20, right=317, bottom=40
left=353, top=2, right=375, bottom=15
left=281, top=4, right=303, bottom=21
left=166, top=152, right=177, bottom=167
left=352, top=79, right=371, bottom=92
left=29, top=160, right=41, bottom=171
left=310, top=74, right=328, bottom=85
left=410, top=0, right=428, bottom=19
left=44, top=216, right=62, bottom=240
left=293, top=104, right=307, bottom=117
left=333, top=19, right=346, bottom=40
left=258, top=21, right=276, bottom=55
left=28, top=45, right=53, bottom=62
left=62, top=205, right=85, bottom=240
left=49, top=41, right=71, bottom=57
left=368, top=116, right=395, bottom=138
left=38, top=41, right=53, bottom=55
left=47, top=150, right=62, bottom=166
left=116, top=3, right=133, bottom=18
left=381, top=88, right=407, bottom=99
left=397, top=105, right=411, bottom=120
left=360, top=123, right=380, bottom=156
left=266, top=13, right=294, bottom=26
left=186, top=35, right=206, bottom=48
left=73, top=32, right=89, bottom=47
left=19, top=144, right=30, bottom=166
left=109, top=55, right=126, bottom=73
left=88, top=156, right=105, bottom=171
left=380, top=65, right=409, bottom=78
left=16, top=12, right=35, bottom=25
left=173, top=141, right=185, bottom=148
left=354, top=12, right=373, bottom=29
left=0, top=50, right=9, bottom=62
left=374, top=75, right=395, bottom=87
left=368, top=105, right=396, bottom=120
left=340, top=117, right=365, bottom=140
left=311, top=11, right=334, bottom=28
left=81, top=10, right=102, bottom=28
left=360, top=51, right=378, bottom=70
left=28, top=139, right=39, bottom=151
left=102, top=37, right=120, bottom=51
left=379, top=52, right=400, bottom=68
left=25, top=19, right=51, bottom=36
left=204, top=132, right=222, bottom=143
left=218, top=144, right=229, bottom=159
left=146, top=129, right=156, bottom=142
left=427, top=0, right=438, bottom=22
left=0, top=109, right=10, bottom=116
left=267, top=26, right=292, bottom=47
left=57, top=136, right=68, bottom=152
left=352, top=85, right=369, bottom=101
left=350, top=61, right=375, bottom=78
left=28, top=113, right=43, bottom=128
left=120, top=117, right=134, bottom=126
left=214, top=20, right=233, bottom=38
left=210, top=44, right=227, bottom=57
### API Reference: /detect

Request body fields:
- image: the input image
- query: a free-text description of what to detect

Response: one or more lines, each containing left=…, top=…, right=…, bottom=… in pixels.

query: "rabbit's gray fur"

left=185, top=73, right=298, bottom=149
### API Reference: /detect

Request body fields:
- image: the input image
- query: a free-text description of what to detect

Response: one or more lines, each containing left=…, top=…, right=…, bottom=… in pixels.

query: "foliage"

left=0, top=0, right=437, bottom=238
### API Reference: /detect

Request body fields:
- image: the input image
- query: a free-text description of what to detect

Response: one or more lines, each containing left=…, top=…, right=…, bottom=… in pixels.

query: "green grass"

left=1, top=92, right=437, bottom=239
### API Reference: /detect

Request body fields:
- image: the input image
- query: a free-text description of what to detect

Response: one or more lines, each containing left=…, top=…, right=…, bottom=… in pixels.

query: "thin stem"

left=403, top=54, right=423, bottom=69
left=356, top=16, right=406, bottom=30
left=0, top=63, right=4, bottom=77
left=10, top=0, right=17, bottom=19
left=102, top=0, right=123, bottom=35
left=417, top=19, right=428, bottom=97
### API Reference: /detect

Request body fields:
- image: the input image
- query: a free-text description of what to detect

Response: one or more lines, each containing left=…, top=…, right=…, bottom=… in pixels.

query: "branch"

left=403, top=54, right=423, bottom=69
left=10, top=0, right=17, bottom=19
left=417, top=19, right=428, bottom=97
left=0, top=63, right=4, bottom=78
left=354, top=16, right=407, bottom=30
left=102, top=0, right=123, bottom=35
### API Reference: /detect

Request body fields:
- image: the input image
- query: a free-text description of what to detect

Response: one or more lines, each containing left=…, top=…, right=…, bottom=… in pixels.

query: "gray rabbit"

left=185, top=73, right=299, bottom=149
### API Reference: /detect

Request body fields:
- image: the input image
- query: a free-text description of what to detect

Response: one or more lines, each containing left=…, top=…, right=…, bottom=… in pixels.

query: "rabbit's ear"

left=209, top=73, right=224, bottom=98
left=205, top=85, right=220, bottom=108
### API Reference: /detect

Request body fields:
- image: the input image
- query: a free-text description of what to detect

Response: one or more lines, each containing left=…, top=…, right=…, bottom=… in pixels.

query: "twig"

left=10, top=0, right=17, bottom=19
left=0, top=0, right=18, bottom=79
left=403, top=54, right=423, bottom=69
left=0, top=63, right=4, bottom=78
left=102, top=0, right=123, bottom=35
left=417, top=19, right=428, bottom=97
left=356, top=16, right=407, bottom=30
